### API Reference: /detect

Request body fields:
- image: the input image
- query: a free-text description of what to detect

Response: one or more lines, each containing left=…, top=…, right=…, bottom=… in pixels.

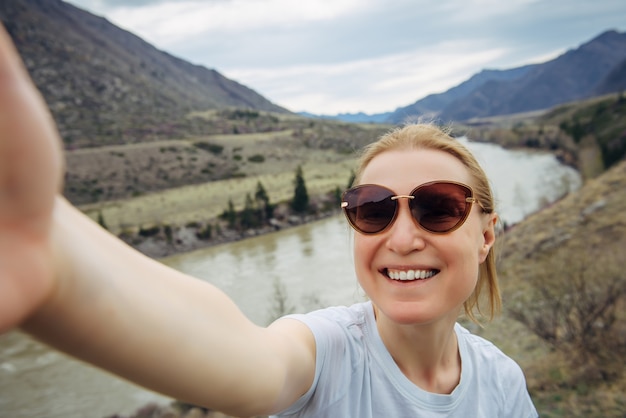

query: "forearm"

left=22, top=197, right=289, bottom=414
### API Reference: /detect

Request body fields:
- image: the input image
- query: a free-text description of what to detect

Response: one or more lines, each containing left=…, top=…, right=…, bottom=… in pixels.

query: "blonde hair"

left=354, top=124, right=501, bottom=322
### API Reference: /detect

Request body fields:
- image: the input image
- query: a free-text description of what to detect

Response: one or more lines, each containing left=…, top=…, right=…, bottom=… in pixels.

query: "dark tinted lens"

left=342, top=185, right=396, bottom=234
left=411, top=182, right=472, bottom=233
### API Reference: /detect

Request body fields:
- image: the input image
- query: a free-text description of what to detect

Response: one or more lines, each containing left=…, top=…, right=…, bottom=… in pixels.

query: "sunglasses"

left=341, top=181, right=481, bottom=235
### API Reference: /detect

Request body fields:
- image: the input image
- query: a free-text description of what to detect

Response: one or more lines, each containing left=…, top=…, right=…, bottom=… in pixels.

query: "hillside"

left=0, top=0, right=288, bottom=148
left=65, top=113, right=391, bottom=205
left=482, top=159, right=626, bottom=417
left=453, top=95, right=626, bottom=416
left=595, top=57, right=626, bottom=94
left=458, top=92, right=626, bottom=181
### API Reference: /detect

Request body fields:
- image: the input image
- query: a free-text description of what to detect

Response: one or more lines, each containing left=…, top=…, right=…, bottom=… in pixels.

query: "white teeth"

left=387, top=269, right=436, bottom=281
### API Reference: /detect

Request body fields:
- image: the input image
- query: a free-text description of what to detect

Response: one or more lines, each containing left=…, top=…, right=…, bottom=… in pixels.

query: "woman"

left=0, top=25, right=537, bottom=417
left=277, top=124, right=537, bottom=416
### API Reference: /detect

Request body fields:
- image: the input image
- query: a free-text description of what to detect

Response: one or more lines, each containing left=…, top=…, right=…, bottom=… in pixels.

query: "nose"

left=385, top=199, right=426, bottom=254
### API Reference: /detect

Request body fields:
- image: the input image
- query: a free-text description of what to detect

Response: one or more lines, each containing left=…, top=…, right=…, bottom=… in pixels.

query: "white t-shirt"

left=274, top=302, right=538, bottom=418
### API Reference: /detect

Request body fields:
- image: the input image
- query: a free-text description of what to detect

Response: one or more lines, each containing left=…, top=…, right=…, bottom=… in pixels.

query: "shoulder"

left=456, top=323, right=518, bottom=368
left=274, top=303, right=374, bottom=416
left=286, top=302, right=370, bottom=337
left=283, top=302, right=373, bottom=366
left=458, top=324, right=527, bottom=381
left=456, top=324, right=537, bottom=415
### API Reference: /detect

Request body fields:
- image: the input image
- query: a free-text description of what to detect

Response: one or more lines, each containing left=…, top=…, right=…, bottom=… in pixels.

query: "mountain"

left=386, top=30, right=626, bottom=124
left=298, top=111, right=392, bottom=124
left=326, top=30, right=626, bottom=125
left=387, top=65, right=537, bottom=123
left=439, top=30, right=626, bottom=121
left=0, top=0, right=289, bottom=148
left=594, top=57, right=626, bottom=95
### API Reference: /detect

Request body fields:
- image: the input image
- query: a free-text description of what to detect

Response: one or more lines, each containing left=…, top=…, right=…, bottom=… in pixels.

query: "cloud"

left=104, top=0, right=365, bottom=44
left=67, top=0, right=626, bottom=114
left=224, top=41, right=509, bottom=113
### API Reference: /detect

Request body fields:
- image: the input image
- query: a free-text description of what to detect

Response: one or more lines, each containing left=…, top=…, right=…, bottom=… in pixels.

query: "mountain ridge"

left=389, top=65, right=537, bottom=123
left=321, top=30, right=626, bottom=124
left=438, top=29, right=626, bottom=122
left=0, top=0, right=289, bottom=148
left=4, top=1, right=625, bottom=140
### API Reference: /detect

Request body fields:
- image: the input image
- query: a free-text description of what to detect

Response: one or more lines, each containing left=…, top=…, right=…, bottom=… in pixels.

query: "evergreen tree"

left=255, top=180, right=269, bottom=205
left=240, top=193, right=258, bottom=229
left=291, top=165, right=309, bottom=214
left=222, top=199, right=237, bottom=229
left=255, top=181, right=273, bottom=220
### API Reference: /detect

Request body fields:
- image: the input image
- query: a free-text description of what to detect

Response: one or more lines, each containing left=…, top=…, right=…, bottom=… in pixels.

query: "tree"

left=222, top=199, right=237, bottom=229
left=240, top=193, right=259, bottom=229
left=255, top=180, right=273, bottom=220
left=291, top=165, right=309, bottom=214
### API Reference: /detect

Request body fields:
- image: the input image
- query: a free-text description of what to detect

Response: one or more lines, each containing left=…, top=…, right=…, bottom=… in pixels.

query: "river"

left=0, top=141, right=581, bottom=418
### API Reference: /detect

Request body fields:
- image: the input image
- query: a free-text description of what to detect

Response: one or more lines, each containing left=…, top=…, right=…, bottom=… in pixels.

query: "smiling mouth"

left=384, top=268, right=439, bottom=281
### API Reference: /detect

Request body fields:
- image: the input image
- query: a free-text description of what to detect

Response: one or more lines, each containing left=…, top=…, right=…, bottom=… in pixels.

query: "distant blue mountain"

left=298, top=111, right=392, bottom=124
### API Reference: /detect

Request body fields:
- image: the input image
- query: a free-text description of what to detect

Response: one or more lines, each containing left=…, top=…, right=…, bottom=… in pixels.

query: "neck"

left=373, top=305, right=461, bottom=394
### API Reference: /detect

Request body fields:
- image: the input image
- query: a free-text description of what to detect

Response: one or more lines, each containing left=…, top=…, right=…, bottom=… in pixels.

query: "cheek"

left=353, top=236, right=369, bottom=267
left=353, top=236, right=377, bottom=278
left=446, top=228, right=484, bottom=277
left=447, top=240, right=481, bottom=297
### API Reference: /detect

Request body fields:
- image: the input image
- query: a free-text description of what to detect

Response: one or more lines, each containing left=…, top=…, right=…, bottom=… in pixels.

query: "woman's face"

left=354, top=148, right=496, bottom=326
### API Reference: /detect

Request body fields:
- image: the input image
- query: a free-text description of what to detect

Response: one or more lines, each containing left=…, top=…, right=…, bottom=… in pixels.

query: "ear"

left=478, top=212, right=497, bottom=263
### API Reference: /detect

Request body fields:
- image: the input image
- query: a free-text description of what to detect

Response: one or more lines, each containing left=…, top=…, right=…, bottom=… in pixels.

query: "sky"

left=65, top=0, right=626, bottom=115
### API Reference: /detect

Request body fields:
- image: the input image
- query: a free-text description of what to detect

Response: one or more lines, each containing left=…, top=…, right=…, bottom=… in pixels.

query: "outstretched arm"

left=0, top=25, right=314, bottom=416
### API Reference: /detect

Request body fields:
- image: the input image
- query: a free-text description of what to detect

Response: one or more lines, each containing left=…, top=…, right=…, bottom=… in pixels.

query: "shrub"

left=247, top=154, right=265, bottom=163
left=163, top=224, right=173, bottom=243
left=196, top=223, right=212, bottom=240
left=193, top=141, right=223, bottom=155
left=138, top=225, right=160, bottom=237
left=508, top=239, right=626, bottom=383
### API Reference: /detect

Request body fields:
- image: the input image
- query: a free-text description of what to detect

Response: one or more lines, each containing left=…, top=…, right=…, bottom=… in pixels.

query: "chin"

left=376, top=301, right=457, bottom=326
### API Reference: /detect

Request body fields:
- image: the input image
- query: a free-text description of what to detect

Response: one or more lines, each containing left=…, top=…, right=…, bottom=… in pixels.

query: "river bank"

left=119, top=198, right=342, bottom=259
